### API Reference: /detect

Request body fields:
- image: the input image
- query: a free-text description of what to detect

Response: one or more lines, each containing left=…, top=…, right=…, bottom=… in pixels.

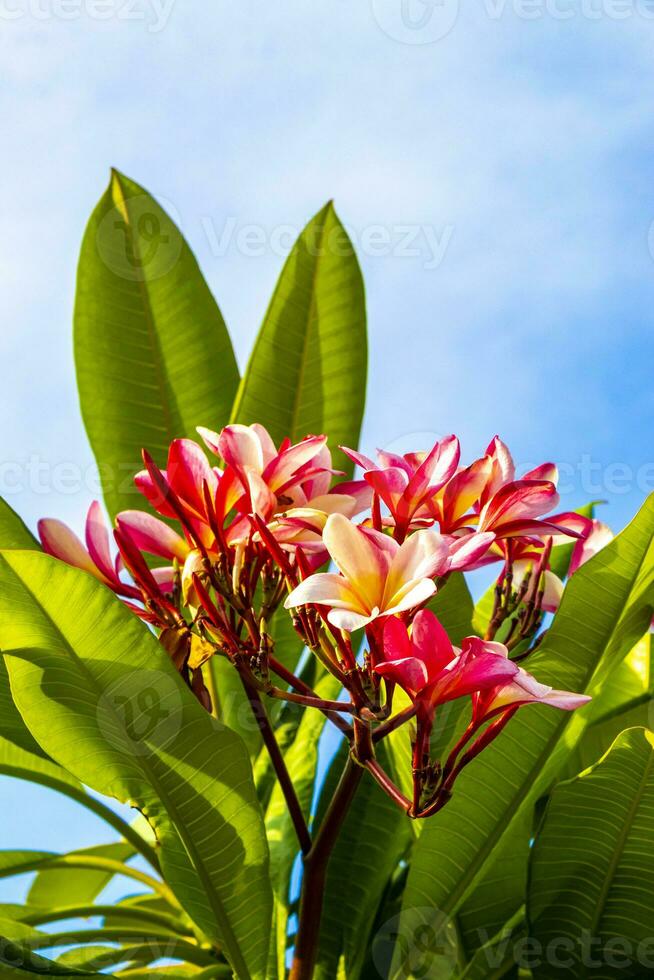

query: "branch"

left=239, top=673, right=312, bottom=855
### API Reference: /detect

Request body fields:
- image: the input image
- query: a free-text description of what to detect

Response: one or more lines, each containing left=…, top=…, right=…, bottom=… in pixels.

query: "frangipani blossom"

left=135, top=438, right=221, bottom=548
left=341, top=436, right=460, bottom=534
left=375, top=611, right=519, bottom=724
left=199, top=423, right=336, bottom=511
left=285, top=513, right=449, bottom=630
left=39, top=502, right=139, bottom=599
left=469, top=638, right=591, bottom=723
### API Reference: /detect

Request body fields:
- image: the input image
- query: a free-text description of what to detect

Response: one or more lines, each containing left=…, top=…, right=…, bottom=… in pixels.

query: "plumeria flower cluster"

left=39, top=426, right=602, bottom=817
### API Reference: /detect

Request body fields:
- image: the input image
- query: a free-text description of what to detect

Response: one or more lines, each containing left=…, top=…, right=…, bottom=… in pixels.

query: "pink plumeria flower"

left=469, top=637, right=591, bottom=723
left=199, top=423, right=334, bottom=512
left=341, top=436, right=460, bottom=536
left=134, top=439, right=224, bottom=548
left=38, top=501, right=155, bottom=599
left=375, top=611, right=520, bottom=725
left=284, top=512, right=449, bottom=631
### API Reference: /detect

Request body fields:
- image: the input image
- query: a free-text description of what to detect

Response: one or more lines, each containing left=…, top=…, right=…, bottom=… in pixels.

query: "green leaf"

left=231, top=201, right=367, bottom=472
left=0, top=496, right=44, bottom=756
left=458, top=909, right=526, bottom=980
left=0, top=659, right=49, bottom=759
left=27, top=843, right=135, bottom=909
left=429, top=572, right=475, bottom=645
left=74, top=170, right=239, bottom=518
left=0, top=552, right=271, bottom=980
left=528, top=728, right=654, bottom=978
left=392, top=495, right=654, bottom=979
left=0, top=497, right=38, bottom=551
left=0, top=935, right=109, bottom=976
left=561, top=634, right=654, bottom=777
left=312, top=744, right=412, bottom=980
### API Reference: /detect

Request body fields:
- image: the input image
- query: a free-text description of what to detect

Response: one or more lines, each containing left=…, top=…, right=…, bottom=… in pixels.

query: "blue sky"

left=1, top=0, right=654, bottom=906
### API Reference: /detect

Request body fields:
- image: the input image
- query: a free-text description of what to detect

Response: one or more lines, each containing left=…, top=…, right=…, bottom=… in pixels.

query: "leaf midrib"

left=111, top=171, right=176, bottom=448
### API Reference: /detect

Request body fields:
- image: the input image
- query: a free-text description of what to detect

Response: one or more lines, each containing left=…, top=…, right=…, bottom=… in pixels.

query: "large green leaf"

left=528, top=727, right=654, bottom=978
left=0, top=552, right=271, bottom=980
left=231, top=201, right=367, bottom=472
left=562, top=634, right=654, bottom=778
left=74, top=170, right=239, bottom=517
left=392, top=495, right=654, bottom=979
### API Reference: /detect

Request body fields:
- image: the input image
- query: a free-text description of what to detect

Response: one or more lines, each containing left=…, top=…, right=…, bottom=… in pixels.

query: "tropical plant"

left=1, top=170, right=654, bottom=980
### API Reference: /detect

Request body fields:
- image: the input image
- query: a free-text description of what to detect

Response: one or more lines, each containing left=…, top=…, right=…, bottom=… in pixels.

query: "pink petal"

left=404, top=435, right=460, bottom=510
left=382, top=615, right=413, bottom=662
left=330, top=479, right=373, bottom=513
left=134, top=469, right=176, bottom=518
left=167, top=439, right=218, bottom=516
left=480, top=480, right=559, bottom=531
left=445, top=532, right=496, bottom=572
left=383, top=577, right=437, bottom=616
left=374, top=656, right=430, bottom=695
left=328, top=608, right=377, bottom=631
left=431, top=652, right=519, bottom=705
left=569, top=519, right=613, bottom=576
left=196, top=425, right=222, bottom=456
left=85, top=501, right=116, bottom=582
left=250, top=423, right=277, bottom=465
left=339, top=446, right=377, bottom=471
left=365, top=467, right=409, bottom=514
left=38, top=518, right=99, bottom=577
left=485, top=436, right=515, bottom=484
left=217, top=424, right=265, bottom=477
left=442, top=457, right=492, bottom=526
left=284, top=571, right=366, bottom=614
left=322, top=513, right=389, bottom=611
left=263, top=435, right=328, bottom=493
left=410, top=609, right=454, bottom=675
left=151, top=566, right=176, bottom=593
left=523, top=462, right=558, bottom=483
left=116, top=511, right=189, bottom=561
left=383, top=529, right=448, bottom=605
